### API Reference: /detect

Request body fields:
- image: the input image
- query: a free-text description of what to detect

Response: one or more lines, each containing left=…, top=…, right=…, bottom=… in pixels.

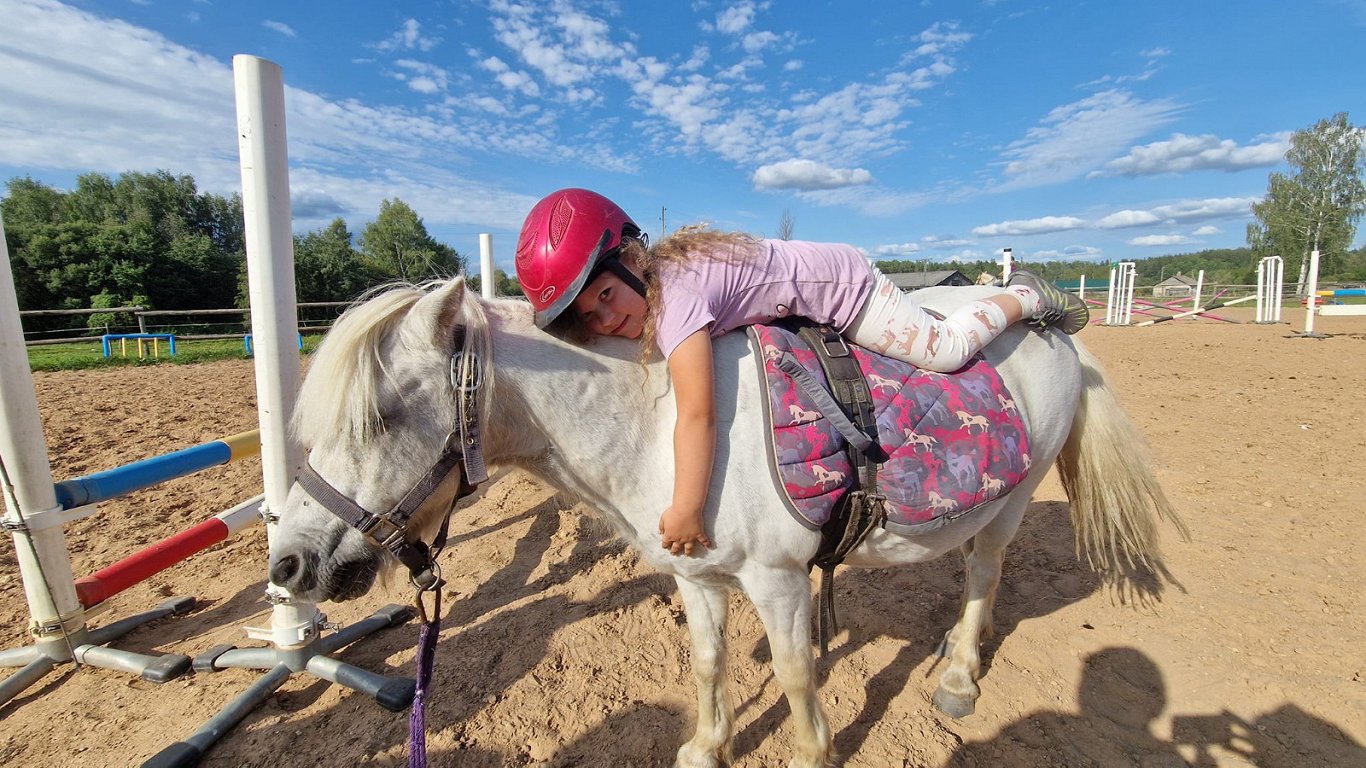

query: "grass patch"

left=27, top=335, right=323, bottom=372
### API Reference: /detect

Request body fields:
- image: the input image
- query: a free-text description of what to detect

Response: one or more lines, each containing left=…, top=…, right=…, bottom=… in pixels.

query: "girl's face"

left=573, top=269, right=647, bottom=339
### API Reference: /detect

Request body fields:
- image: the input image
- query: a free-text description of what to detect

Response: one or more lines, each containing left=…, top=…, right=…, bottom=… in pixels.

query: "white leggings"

left=845, top=269, right=1026, bottom=372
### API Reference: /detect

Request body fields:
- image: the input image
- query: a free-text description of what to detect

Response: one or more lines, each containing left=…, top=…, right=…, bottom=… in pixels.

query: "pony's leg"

left=933, top=500, right=1026, bottom=719
left=744, top=567, right=831, bottom=768
left=674, top=577, right=734, bottom=768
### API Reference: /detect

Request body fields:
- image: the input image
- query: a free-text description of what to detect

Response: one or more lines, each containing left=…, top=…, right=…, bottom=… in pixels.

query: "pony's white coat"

left=272, top=280, right=1183, bottom=768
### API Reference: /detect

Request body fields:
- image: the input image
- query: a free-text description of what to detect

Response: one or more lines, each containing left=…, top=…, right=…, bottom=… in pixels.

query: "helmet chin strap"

left=597, top=252, right=648, bottom=300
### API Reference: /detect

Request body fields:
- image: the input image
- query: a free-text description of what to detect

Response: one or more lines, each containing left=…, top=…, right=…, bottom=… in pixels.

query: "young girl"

left=514, top=188, right=1087, bottom=557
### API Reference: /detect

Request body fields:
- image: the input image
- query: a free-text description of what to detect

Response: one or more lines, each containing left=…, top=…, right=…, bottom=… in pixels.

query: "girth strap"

left=791, top=324, right=888, bottom=656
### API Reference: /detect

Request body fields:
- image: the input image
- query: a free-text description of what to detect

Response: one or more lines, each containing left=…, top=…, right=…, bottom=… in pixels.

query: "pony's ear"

left=407, top=278, right=468, bottom=354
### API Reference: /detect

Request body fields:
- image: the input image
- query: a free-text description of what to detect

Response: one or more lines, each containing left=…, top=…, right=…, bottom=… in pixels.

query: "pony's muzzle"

left=269, top=551, right=317, bottom=594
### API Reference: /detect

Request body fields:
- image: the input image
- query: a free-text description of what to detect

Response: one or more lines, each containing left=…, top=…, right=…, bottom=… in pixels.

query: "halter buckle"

left=358, top=515, right=405, bottom=550
left=450, top=351, right=482, bottom=393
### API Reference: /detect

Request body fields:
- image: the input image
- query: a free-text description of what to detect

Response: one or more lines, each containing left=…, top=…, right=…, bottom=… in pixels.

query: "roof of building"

left=884, top=269, right=971, bottom=289
left=1154, top=273, right=1199, bottom=287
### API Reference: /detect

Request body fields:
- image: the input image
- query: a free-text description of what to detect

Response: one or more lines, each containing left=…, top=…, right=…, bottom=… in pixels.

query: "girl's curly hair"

left=547, top=226, right=760, bottom=369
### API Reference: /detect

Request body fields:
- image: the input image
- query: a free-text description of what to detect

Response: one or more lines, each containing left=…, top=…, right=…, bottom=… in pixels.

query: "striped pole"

left=74, top=496, right=262, bottom=608
left=1134, top=293, right=1258, bottom=326
left=53, top=430, right=260, bottom=509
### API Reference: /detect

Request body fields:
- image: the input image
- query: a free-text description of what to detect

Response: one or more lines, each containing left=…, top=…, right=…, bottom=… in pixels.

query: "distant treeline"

left=875, top=245, right=1366, bottom=287
left=7, top=170, right=1366, bottom=336
left=2, top=171, right=463, bottom=337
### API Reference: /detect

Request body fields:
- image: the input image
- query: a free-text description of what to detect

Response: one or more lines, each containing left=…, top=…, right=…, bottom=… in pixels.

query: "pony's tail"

left=1056, top=341, right=1190, bottom=597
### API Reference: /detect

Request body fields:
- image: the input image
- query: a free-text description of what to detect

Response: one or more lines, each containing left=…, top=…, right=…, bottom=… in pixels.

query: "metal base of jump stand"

left=0, top=596, right=196, bottom=707
left=143, top=601, right=415, bottom=768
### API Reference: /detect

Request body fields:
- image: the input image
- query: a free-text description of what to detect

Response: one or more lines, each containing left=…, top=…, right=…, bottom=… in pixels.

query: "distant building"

left=1152, top=273, right=1199, bottom=298
left=883, top=269, right=974, bottom=290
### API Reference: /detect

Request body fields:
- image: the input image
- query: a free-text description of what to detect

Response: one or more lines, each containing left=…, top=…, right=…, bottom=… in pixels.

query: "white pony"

left=269, top=279, right=1185, bottom=768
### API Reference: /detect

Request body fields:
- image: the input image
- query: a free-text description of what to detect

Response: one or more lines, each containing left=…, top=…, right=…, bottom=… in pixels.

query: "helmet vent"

left=549, top=196, right=573, bottom=249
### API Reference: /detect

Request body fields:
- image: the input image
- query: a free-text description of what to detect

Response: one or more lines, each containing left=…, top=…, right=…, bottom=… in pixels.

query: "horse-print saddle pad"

left=746, top=323, right=1032, bottom=535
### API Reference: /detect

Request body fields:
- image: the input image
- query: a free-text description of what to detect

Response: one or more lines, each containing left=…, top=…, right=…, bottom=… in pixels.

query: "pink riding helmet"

left=515, top=188, right=643, bottom=329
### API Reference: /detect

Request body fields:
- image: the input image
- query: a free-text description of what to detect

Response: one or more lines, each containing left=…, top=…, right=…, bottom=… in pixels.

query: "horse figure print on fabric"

left=268, top=279, right=1187, bottom=768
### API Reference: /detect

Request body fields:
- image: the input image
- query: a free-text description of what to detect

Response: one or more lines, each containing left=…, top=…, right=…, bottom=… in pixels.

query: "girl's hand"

left=659, top=504, right=713, bottom=556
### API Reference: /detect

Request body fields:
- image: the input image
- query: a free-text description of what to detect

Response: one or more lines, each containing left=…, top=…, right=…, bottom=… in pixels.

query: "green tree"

left=466, top=267, right=521, bottom=297
left=1249, top=113, right=1366, bottom=293
left=5, top=172, right=246, bottom=314
left=358, top=199, right=464, bottom=282
left=293, top=218, right=379, bottom=302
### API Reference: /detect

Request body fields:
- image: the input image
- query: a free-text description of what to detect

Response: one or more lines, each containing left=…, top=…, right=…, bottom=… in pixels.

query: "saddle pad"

left=747, top=323, right=1032, bottom=535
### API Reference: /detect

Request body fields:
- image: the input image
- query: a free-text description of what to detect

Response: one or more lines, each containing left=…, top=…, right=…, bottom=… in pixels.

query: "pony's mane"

left=294, top=279, right=492, bottom=450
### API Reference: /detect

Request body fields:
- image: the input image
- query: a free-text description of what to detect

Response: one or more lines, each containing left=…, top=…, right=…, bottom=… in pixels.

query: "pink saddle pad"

left=747, top=324, right=1032, bottom=534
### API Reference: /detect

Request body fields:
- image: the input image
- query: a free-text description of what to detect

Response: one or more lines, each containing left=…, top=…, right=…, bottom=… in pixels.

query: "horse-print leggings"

left=845, top=268, right=1033, bottom=372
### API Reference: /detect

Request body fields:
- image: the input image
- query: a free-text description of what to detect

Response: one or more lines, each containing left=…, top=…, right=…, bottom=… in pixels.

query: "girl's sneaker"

left=1007, top=270, right=1089, bottom=334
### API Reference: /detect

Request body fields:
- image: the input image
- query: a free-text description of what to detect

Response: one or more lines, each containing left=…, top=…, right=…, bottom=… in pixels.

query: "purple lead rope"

left=408, top=603, right=440, bottom=767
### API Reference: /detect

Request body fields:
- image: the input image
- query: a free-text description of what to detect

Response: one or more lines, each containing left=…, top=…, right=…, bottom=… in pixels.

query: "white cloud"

left=752, top=159, right=873, bottom=190
left=997, top=89, right=1182, bottom=189
left=392, top=60, right=449, bottom=95
left=679, top=45, right=710, bottom=72
left=262, top=20, right=296, bottom=37
left=1095, top=210, right=1162, bottom=229
left=871, top=242, right=922, bottom=257
left=783, top=59, right=803, bottom=71
left=0, top=0, right=590, bottom=236
left=1096, top=132, right=1290, bottom=177
left=919, top=235, right=976, bottom=249
left=972, top=216, right=1087, bottom=237
left=479, top=56, right=541, bottom=97
left=1150, top=196, right=1258, bottom=222
left=374, top=18, right=439, bottom=53
left=1192, top=225, right=1221, bottom=236
left=742, top=30, right=780, bottom=53
left=478, top=5, right=968, bottom=179
left=716, top=2, right=756, bottom=35
left=905, top=21, right=972, bottom=61
left=1031, top=245, right=1106, bottom=261
left=870, top=233, right=978, bottom=257
left=1129, top=234, right=1195, bottom=246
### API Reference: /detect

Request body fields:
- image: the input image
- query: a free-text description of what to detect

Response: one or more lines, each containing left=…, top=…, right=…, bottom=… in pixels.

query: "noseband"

left=295, top=326, right=488, bottom=591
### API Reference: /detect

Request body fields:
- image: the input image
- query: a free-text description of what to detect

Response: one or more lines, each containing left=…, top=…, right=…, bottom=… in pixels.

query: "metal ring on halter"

left=413, top=583, right=442, bottom=623
left=450, top=351, right=482, bottom=393
left=411, top=559, right=443, bottom=592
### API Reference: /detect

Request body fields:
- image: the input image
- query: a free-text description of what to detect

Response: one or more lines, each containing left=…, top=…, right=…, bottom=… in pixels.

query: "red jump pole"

left=74, top=496, right=262, bottom=609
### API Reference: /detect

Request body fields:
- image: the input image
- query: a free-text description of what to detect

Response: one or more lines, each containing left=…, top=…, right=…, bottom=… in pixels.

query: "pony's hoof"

left=932, top=687, right=977, bottom=719
left=674, top=745, right=722, bottom=768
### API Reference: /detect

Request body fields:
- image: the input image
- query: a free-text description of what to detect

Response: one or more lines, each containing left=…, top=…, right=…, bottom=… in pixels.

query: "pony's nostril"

left=270, top=553, right=301, bottom=587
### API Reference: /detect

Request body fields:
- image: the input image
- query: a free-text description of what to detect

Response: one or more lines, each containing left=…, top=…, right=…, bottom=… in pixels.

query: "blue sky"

left=2, top=0, right=1364, bottom=272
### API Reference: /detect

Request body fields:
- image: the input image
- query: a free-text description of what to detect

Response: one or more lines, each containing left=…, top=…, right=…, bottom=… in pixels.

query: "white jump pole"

left=1255, top=256, right=1284, bottom=324
left=2, top=223, right=195, bottom=706
left=1105, top=264, right=1118, bottom=324
left=1001, top=247, right=1013, bottom=282
left=479, top=233, right=495, bottom=299
left=1301, top=249, right=1322, bottom=337
left=233, top=55, right=319, bottom=648
left=148, top=56, right=418, bottom=767
left=0, top=213, right=85, bottom=671
left=1105, top=261, right=1136, bottom=325
left=1193, top=270, right=1205, bottom=313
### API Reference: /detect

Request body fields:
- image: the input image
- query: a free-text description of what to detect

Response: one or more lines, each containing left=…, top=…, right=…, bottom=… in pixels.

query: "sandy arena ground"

left=2, top=306, right=1364, bottom=767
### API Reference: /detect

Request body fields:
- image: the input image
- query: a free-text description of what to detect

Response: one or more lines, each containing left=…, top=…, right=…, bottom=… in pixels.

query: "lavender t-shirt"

left=652, top=239, right=874, bottom=359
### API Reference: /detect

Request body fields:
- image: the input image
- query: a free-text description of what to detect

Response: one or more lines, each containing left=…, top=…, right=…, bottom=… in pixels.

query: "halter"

left=295, top=326, right=488, bottom=591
